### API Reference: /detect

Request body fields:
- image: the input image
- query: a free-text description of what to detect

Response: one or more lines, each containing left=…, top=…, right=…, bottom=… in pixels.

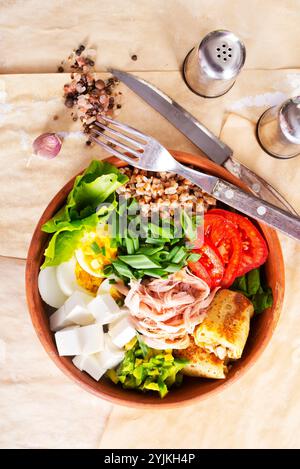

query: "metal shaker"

left=183, top=30, right=246, bottom=98
left=257, top=96, right=300, bottom=159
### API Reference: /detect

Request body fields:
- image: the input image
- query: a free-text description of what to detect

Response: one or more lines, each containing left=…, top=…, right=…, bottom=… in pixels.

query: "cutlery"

left=91, top=116, right=300, bottom=241
left=110, top=68, right=298, bottom=216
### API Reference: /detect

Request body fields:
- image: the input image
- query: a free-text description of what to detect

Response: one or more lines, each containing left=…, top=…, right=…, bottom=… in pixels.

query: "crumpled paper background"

left=0, top=0, right=300, bottom=449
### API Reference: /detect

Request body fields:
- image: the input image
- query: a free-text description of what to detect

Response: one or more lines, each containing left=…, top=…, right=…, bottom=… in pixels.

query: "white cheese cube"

left=87, top=294, right=121, bottom=325
left=97, top=334, right=125, bottom=369
left=72, top=354, right=86, bottom=371
left=73, top=354, right=106, bottom=381
left=55, top=324, right=104, bottom=356
left=108, top=315, right=136, bottom=348
left=63, top=291, right=94, bottom=325
left=50, top=304, right=74, bottom=332
left=55, top=326, right=82, bottom=356
left=49, top=291, right=94, bottom=331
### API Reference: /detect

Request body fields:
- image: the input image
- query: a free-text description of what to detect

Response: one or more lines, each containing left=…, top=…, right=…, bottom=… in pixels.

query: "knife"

left=110, top=68, right=298, bottom=216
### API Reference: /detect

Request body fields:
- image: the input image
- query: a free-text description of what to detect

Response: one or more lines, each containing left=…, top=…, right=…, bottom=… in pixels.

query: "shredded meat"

left=125, top=268, right=218, bottom=349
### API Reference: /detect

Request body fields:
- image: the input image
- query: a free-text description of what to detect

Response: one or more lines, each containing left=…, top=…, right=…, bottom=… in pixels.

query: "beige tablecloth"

left=1, top=0, right=300, bottom=449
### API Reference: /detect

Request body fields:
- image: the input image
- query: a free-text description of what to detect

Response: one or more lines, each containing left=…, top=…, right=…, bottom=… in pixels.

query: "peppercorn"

left=65, top=97, right=74, bottom=108
left=57, top=66, right=64, bottom=73
left=131, top=54, right=138, bottom=61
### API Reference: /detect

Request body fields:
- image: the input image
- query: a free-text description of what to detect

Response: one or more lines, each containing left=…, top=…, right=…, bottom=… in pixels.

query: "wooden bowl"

left=26, top=150, right=284, bottom=408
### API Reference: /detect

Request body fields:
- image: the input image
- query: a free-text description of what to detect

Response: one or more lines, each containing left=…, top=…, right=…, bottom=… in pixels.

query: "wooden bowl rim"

left=26, top=150, right=285, bottom=408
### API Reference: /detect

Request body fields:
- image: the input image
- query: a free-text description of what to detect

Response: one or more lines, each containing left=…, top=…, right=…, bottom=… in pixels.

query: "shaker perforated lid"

left=199, top=30, right=246, bottom=80
left=183, top=30, right=246, bottom=97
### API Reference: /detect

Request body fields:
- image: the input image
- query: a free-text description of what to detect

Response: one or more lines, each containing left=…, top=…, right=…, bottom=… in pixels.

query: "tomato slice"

left=209, top=209, right=268, bottom=276
left=204, top=213, right=242, bottom=287
left=188, top=257, right=212, bottom=288
left=189, top=241, right=224, bottom=288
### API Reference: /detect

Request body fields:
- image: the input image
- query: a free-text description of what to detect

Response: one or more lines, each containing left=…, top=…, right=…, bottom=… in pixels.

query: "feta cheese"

left=55, top=324, right=104, bottom=356
left=72, top=354, right=86, bottom=371
left=87, top=294, right=121, bottom=325
left=72, top=354, right=106, bottom=381
left=108, top=315, right=136, bottom=348
left=97, top=334, right=125, bottom=369
left=50, top=291, right=94, bottom=331
left=50, top=304, right=74, bottom=332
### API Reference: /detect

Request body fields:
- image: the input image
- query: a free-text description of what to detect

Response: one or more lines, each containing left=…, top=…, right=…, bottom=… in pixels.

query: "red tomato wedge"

left=188, top=241, right=224, bottom=288
left=188, top=256, right=213, bottom=288
left=209, top=209, right=268, bottom=276
left=204, top=213, right=242, bottom=287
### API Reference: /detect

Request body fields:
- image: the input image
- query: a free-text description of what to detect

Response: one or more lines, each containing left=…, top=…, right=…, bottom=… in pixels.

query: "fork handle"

left=178, top=167, right=300, bottom=241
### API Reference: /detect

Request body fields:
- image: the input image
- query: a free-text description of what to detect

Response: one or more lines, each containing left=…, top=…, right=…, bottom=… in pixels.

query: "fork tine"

left=100, top=115, right=150, bottom=142
left=90, top=135, right=138, bottom=165
left=94, top=120, right=145, bottom=149
left=92, top=128, right=142, bottom=157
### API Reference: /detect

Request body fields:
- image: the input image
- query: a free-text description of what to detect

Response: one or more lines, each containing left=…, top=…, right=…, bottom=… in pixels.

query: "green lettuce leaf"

left=41, top=160, right=127, bottom=268
left=42, top=160, right=128, bottom=231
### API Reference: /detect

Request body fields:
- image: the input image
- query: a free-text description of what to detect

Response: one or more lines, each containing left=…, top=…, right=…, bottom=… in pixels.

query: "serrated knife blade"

left=110, top=68, right=298, bottom=215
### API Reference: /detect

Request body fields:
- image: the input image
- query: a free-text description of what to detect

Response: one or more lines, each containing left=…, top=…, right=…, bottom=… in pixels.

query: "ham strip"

left=125, top=268, right=218, bottom=349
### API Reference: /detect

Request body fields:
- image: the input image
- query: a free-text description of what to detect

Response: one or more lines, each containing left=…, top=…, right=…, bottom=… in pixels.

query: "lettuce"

left=40, top=160, right=128, bottom=269
left=42, top=160, right=128, bottom=231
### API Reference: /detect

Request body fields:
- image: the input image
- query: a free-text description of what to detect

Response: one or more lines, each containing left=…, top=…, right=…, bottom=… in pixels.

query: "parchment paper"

left=1, top=0, right=300, bottom=73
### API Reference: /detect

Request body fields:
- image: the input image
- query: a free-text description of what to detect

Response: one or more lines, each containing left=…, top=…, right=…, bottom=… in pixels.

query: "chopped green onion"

left=112, top=259, right=135, bottom=279
left=103, top=264, right=113, bottom=276
left=151, top=251, right=169, bottom=263
left=143, top=268, right=168, bottom=278
left=167, top=245, right=180, bottom=261
left=181, top=210, right=196, bottom=241
left=118, top=254, right=161, bottom=269
left=170, top=246, right=187, bottom=264
left=187, top=252, right=201, bottom=263
left=164, top=263, right=182, bottom=273
left=110, top=238, right=118, bottom=248
left=90, top=241, right=102, bottom=254
left=132, top=236, right=139, bottom=251
left=145, top=237, right=169, bottom=245
left=148, top=223, right=173, bottom=239
left=125, top=237, right=135, bottom=254
left=137, top=245, right=164, bottom=256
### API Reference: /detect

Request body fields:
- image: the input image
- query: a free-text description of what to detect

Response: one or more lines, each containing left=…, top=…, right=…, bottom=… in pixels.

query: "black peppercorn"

left=131, top=54, right=138, bottom=61
left=65, top=97, right=74, bottom=108
left=57, top=66, right=64, bottom=73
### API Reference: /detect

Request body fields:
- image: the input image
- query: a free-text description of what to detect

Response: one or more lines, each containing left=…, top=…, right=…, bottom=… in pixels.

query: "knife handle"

left=211, top=179, right=300, bottom=241
left=224, top=158, right=299, bottom=216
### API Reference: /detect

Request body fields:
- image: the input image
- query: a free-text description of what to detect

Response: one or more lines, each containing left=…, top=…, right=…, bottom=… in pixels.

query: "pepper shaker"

left=183, top=30, right=246, bottom=98
left=257, top=96, right=300, bottom=159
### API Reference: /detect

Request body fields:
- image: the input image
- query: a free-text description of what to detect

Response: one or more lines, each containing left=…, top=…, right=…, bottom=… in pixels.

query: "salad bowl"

left=26, top=149, right=284, bottom=407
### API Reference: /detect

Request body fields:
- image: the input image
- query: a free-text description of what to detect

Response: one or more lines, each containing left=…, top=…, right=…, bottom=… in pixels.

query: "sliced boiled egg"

left=75, top=227, right=117, bottom=278
left=97, top=278, right=124, bottom=302
left=38, top=266, right=67, bottom=308
left=56, top=256, right=77, bottom=296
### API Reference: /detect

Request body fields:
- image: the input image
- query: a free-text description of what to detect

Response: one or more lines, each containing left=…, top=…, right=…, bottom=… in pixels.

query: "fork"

left=90, top=116, right=300, bottom=241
